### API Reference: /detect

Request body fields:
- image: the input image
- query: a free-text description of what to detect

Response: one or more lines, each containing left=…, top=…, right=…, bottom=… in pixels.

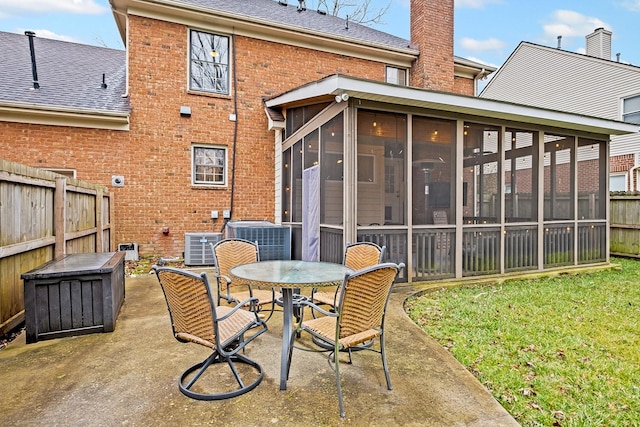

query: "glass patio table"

left=230, top=260, right=352, bottom=390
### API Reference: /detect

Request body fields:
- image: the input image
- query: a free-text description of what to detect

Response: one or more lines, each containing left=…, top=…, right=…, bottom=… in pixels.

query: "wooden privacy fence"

left=0, top=159, right=113, bottom=335
left=610, top=194, right=640, bottom=258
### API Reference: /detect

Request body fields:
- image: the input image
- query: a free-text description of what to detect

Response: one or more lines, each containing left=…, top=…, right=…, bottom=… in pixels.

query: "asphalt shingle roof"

left=176, top=0, right=415, bottom=51
left=0, top=30, right=130, bottom=113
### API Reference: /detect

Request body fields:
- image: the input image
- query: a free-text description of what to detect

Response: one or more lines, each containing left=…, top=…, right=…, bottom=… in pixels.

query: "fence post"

left=54, top=177, right=66, bottom=258
left=96, top=188, right=104, bottom=252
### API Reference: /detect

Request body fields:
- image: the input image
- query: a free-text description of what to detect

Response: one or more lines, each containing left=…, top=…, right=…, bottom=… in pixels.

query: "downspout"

left=630, top=153, right=640, bottom=192
left=222, top=31, right=239, bottom=234
left=110, top=8, right=130, bottom=98
left=473, top=68, right=486, bottom=96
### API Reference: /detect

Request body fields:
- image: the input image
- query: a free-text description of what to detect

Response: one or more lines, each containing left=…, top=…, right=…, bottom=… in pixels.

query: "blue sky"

left=1, top=0, right=639, bottom=71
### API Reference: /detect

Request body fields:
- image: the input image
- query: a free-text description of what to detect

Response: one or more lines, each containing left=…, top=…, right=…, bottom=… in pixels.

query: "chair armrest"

left=299, top=299, right=338, bottom=319
left=216, top=296, right=261, bottom=321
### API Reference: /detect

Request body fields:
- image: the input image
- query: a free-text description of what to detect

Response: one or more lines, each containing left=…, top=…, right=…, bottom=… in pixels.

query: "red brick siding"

left=0, top=122, right=128, bottom=185
left=123, top=17, right=388, bottom=256
left=610, top=154, right=634, bottom=173
left=453, top=76, right=474, bottom=95
left=410, top=0, right=454, bottom=91
left=0, top=8, right=469, bottom=258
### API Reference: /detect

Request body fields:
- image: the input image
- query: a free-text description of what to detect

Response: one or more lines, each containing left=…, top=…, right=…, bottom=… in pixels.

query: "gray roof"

left=0, top=31, right=129, bottom=113
left=173, top=0, right=415, bottom=52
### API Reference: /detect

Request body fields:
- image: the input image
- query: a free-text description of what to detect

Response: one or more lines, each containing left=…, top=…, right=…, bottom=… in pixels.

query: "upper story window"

left=386, top=66, right=407, bottom=86
left=192, top=144, right=227, bottom=186
left=622, top=94, right=640, bottom=124
left=189, top=30, right=230, bottom=95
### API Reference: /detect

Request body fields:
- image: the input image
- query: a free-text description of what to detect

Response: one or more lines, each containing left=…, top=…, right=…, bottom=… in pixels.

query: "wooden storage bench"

left=21, top=251, right=125, bottom=343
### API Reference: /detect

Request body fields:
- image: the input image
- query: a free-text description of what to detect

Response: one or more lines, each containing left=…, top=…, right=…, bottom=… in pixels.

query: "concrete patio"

left=0, top=270, right=519, bottom=426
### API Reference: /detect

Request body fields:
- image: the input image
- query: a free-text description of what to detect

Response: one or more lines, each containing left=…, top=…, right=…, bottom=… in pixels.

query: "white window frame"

left=192, top=144, right=227, bottom=186
left=609, top=172, right=627, bottom=192
left=385, top=66, right=408, bottom=86
left=189, top=30, right=230, bottom=95
left=622, top=93, right=640, bottom=124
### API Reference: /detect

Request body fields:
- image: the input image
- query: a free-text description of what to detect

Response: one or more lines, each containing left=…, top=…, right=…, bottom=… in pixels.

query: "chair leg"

left=179, top=351, right=264, bottom=400
left=335, top=344, right=346, bottom=418
left=262, top=299, right=276, bottom=323
left=380, top=333, right=392, bottom=390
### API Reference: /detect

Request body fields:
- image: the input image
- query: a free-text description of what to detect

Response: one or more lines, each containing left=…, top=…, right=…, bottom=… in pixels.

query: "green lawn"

left=405, top=257, right=640, bottom=426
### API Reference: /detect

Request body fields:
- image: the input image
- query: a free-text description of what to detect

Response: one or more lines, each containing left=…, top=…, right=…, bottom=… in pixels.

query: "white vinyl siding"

left=480, top=43, right=640, bottom=159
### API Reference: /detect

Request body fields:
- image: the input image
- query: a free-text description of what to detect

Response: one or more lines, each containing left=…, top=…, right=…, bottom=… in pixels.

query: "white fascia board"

left=266, top=75, right=640, bottom=136
left=0, top=102, right=130, bottom=131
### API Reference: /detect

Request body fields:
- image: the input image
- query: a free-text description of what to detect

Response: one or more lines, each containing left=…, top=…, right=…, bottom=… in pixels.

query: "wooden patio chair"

left=310, top=241, right=385, bottom=315
left=210, top=238, right=279, bottom=322
left=296, top=262, right=404, bottom=418
left=152, top=265, right=268, bottom=400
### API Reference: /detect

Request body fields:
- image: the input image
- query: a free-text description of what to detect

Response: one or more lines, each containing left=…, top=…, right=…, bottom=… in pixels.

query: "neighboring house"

left=480, top=28, right=640, bottom=192
left=1, top=0, right=637, bottom=283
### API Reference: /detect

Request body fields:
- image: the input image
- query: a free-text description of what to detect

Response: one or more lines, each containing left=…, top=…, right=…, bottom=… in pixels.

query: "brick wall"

left=0, top=122, right=128, bottom=186
left=122, top=16, right=388, bottom=256
left=1, top=5, right=469, bottom=258
left=410, top=0, right=454, bottom=91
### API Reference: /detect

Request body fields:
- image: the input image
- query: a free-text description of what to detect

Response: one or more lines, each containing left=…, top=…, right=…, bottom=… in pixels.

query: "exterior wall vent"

left=118, top=243, right=139, bottom=261
left=184, top=232, right=222, bottom=265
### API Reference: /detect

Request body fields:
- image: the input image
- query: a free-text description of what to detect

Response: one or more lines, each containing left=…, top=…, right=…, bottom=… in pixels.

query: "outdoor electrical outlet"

left=223, top=210, right=231, bottom=219
left=211, top=210, right=218, bottom=219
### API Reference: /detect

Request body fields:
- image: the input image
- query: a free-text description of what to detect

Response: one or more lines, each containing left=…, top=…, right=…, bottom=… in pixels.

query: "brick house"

left=1, top=0, right=637, bottom=282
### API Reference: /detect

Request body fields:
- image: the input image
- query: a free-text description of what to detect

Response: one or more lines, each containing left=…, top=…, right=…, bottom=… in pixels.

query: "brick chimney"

left=585, top=27, right=612, bottom=60
left=409, top=0, right=454, bottom=92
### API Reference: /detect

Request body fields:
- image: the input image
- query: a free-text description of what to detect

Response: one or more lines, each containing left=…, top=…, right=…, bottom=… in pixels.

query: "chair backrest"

left=343, top=241, right=385, bottom=271
left=211, top=238, right=259, bottom=291
left=153, top=266, right=217, bottom=348
left=336, top=262, right=402, bottom=342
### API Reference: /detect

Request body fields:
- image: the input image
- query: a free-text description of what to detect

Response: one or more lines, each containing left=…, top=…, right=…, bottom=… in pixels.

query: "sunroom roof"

left=265, top=74, right=639, bottom=136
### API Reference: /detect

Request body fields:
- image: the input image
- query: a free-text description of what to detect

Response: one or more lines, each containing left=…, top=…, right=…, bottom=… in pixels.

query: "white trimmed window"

left=385, top=66, right=407, bottom=86
left=192, top=145, right=226, bottom=186
left=189, top=30, right=230, bottom=95
left=622, top=94, right=640, bottom=124
left=609, top=173, right=627, bottom=192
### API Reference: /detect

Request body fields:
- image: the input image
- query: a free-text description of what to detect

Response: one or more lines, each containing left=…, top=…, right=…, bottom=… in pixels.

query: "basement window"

left=189, top=30, right=230, bottom=95
left=192, top=145, right=227, bottom=186
left=42, top=168, right=76, bottom=178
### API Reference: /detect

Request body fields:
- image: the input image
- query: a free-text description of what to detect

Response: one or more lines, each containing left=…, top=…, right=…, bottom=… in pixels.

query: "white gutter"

left=0, top=102, right=130, bottom=130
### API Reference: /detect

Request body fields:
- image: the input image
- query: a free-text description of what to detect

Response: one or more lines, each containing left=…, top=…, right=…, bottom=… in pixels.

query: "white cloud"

left=542, top=10, right=610, bottom=41
left=455, top=0, right=502, bottom=9
left=620, top=0, right=640, bottom=12
left=460, top=37, right=506, bottom=52
left=0, top=0, right=106, bottom=16
left=15, top=28, right=82, bottom=43
left=464, top=56, right=499, bottom=69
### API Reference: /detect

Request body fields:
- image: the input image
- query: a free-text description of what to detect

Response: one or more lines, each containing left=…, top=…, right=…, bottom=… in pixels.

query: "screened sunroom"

left=265, top=75, right=638, bottom=283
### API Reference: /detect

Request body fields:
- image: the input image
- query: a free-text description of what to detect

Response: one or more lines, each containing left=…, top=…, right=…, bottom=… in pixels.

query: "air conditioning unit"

left=184, top=232, right=222, bottom=265
left=118, top=243, right=139, bottom=261
left=225, top=221, right=291, bottom=261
